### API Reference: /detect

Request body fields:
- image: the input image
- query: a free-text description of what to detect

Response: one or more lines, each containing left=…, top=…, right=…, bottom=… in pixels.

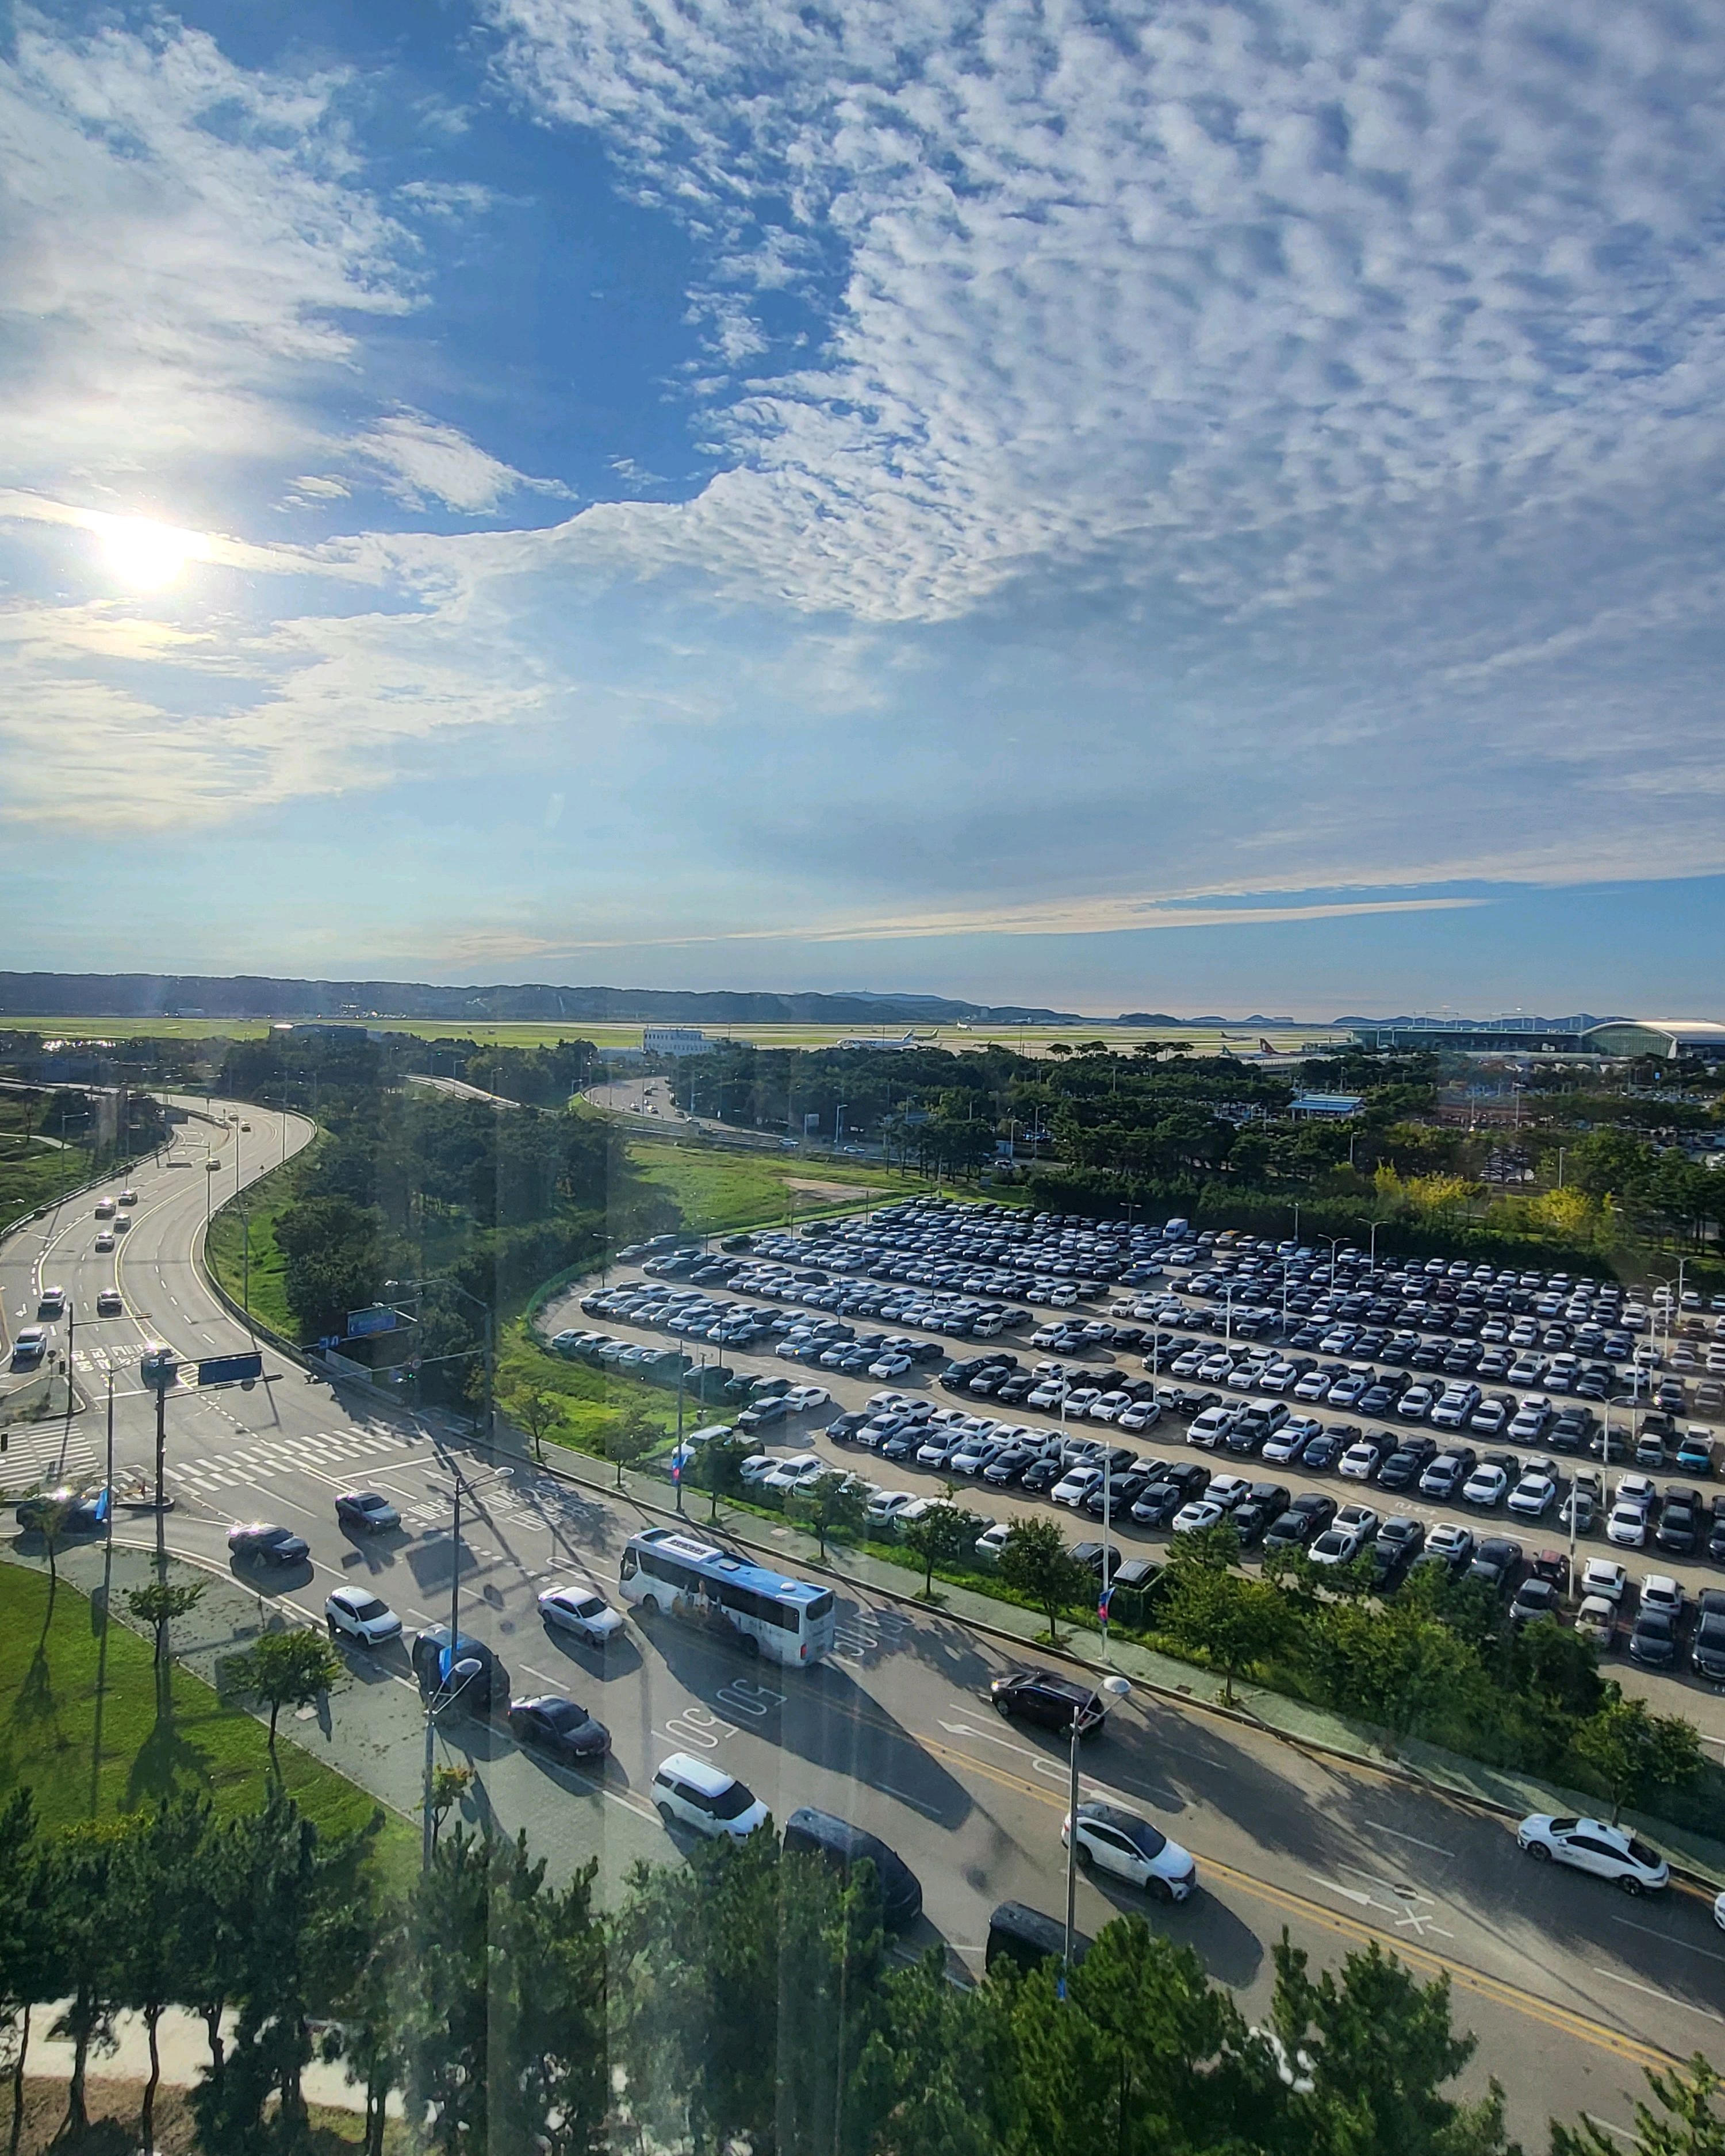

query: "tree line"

left=2, top=1781, right=1718, bottom=2156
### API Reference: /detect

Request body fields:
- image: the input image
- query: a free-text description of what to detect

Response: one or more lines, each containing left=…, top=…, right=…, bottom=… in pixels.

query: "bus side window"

left=620, top=1549, right=638, bottom=1580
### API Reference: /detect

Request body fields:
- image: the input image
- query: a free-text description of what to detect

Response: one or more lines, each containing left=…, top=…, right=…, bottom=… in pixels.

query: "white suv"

left=325, top=1588, right=403, bottom=1646
left=651, top=1753, right=770, bottom=1840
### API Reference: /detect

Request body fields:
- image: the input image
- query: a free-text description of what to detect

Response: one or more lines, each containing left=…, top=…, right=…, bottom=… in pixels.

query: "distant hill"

left=0, top=972, right=1081, bottom=1029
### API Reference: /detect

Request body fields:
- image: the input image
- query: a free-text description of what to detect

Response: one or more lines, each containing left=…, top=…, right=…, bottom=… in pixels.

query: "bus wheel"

left=741, top=1632, right=761, bottom=1657
left=639, top=1595, right=661, bottom=1618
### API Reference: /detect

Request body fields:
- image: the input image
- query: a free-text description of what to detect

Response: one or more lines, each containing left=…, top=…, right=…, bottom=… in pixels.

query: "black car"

left=1629, top=1609, right=1680, bottom=1669
left=1655, top=1502, right=1700, bottom=1556
left=228, top=1522, right=310, bottom=1566
left=1371, top=1516, right=1426, bottom=1583
left=1509, top=1577, right=1559, bottom=1627
left=335, top=1490, right=400, bottom=1533
left=737, top=1397, right=789, bottom=1433
left=1262, top=1493, right=1336, bottom=1552
left=1689, top=1591, right=1725, bottom=1684
left=783, top=1807, right=923, bottom=1929
left=1084, top=1472, right=1151, bottom=1520
left=413, top=1625, right=510, bottom=1705
left=1022, top=1456, right=1065, bottom=1494
left=1468, top=1536, right=1523, bottom=1592
left=1300, top=1431, right=1345, bottom=1473
left=15, top=1486, right=108, bottom=1534
left=990, top=1667, right=1105, bottom=1735
left=1376, top=1445, right=1431, bottom=1493
left=1231, top=1482, right=1292, bottom=1547
left=826, top=1412, right=869, bottom=1443
left=508, top=1694, right=611, bottom=1760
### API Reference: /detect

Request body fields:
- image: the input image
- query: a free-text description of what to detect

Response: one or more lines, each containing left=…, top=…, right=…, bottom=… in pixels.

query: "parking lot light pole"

left=1062, top=1674, right=1131, bottom=1992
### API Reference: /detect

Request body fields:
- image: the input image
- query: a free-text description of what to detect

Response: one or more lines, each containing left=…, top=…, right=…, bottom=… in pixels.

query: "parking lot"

left=542, top=1199, right=1725, bottom=1723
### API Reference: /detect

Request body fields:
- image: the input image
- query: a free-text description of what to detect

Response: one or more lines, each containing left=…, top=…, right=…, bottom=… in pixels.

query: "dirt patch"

left=784, top=1177, right=874, bottom=1203
left=0, top=2080, right=382, bottom=2153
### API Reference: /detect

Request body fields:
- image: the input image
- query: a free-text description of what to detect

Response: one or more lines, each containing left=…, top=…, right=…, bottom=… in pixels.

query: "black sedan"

left=507, top=1694, right=612, bottom=1761
left=990, top=1668, right=1105, bottom=1736
left=228, top=1522, right=310, bottom=1566
left=335, top=1490, right=400, bottom=1533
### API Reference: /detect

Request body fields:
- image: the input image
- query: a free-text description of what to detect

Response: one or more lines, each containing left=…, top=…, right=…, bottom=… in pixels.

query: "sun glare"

left=94, top=513, right=207, bottom=592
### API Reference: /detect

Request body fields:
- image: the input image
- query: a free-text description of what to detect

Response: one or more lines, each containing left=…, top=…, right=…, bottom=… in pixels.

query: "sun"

left=94, top=513, right=207, bottom=592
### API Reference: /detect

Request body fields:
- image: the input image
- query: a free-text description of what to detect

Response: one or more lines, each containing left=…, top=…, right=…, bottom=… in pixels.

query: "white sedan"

left=325, top=1587, right=402, bottom=1646
left=538, top=1585, right=626, bottom=1645
left=783, top=1385, right=831, bottom=1414
left=1605, top=1503, right=1650, bottom=1548
left=1171, top=1499, right=1226, bottom=1536
left=1051, top=1467, right=1104, bottom=1508
left=1517, top=1814, right=1669, bottom=1896
left=868, top=1355, right=912, bottom=1379
left=1462, top=1464, right=1508, bottom=1507
left=1064, top=1801, right=1197, bottom=1901
left=1117, top=1399, right=1163, bottom=1433
left=761, top=1453, right=827, bottom=1493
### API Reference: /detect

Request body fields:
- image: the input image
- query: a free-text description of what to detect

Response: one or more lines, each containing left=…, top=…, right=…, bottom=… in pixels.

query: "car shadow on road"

left=534, top=1624, right=646, bottom=1682
left=1082, top=1870, right=1267, bottom=1989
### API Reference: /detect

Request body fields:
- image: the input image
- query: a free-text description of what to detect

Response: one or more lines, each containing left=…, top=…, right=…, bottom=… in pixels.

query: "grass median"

left=205, top=1152, right=303, bottom=1338
left=0, top=1557, right=413, bottom=1882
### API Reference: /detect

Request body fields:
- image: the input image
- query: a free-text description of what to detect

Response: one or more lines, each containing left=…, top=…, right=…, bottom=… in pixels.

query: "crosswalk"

left=168, top=1424, right=429, bottom=1507
left=1, top=1421, right=101, bottom=1489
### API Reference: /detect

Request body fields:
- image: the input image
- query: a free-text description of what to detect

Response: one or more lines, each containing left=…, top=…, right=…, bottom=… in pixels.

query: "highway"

left=2, top=1106, right=1722, bottom=2147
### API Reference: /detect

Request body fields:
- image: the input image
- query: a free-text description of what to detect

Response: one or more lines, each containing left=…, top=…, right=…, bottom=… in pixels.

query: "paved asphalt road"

left=2, top=1107, right=1722, bottom=2147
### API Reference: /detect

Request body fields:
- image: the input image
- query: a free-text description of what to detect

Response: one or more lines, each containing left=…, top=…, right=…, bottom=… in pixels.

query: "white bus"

left=618, top=1526, right=837, bottom=1666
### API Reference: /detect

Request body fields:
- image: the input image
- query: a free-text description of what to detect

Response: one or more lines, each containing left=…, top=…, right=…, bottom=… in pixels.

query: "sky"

left=2, top=0, right=1723, bottom=1019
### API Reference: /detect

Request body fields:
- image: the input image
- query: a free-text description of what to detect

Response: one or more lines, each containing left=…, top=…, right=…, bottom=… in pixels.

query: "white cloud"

left=0, top=9, right=415, bottom=491
left=350, top=409, right=573, bottom=515
left=486, top=0, right=1725, bottom=627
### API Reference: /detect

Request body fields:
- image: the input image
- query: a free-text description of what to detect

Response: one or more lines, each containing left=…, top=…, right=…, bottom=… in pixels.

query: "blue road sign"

left=198, top=1351, right=264, bottom=1387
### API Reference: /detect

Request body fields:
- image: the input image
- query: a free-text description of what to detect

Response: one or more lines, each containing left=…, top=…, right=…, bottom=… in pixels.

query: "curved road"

left=0, top=1108, right=1720, bottom=2146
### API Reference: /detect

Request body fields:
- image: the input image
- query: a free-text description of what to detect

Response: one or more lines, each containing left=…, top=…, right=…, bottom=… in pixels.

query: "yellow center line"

left=918, top=1735, right=1680, bottom=2074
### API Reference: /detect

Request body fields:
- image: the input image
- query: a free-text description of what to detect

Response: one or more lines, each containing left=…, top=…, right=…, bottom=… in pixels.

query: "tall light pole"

left=1062, top=1674, right=1131, bottom=1989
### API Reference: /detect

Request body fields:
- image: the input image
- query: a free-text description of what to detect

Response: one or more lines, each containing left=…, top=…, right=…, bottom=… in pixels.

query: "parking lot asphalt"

left=540, top=1201, right=1725, bottom=1743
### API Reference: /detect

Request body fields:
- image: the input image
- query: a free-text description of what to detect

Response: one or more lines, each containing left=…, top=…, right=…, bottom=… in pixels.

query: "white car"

left=1462, top=1464, right=1508, bottom=1507
left=1205, top=1475, right=1252, bottom=1511
left=1189, top=1406, right=1237, bottom=1447
left=1517, top=1814, right=1669, bottom=1896
left=93, top=1232, right=115, bottom=1252
left=1171, top=1499, right=1226, bottom=1536
left=866, top=1489, right=918, bottom=1529
left=736, top=1452, right=780, bottom=1487
left=1117, top=1399, right=1163, bottom=1433
left=761, top=1453, right=826, bottom=1493
left=1335, top=1502, right=1378, bottom=1538
left=1051, top=1467, right=1104, bottom=1508
left=1337, top=1443, right=1381, bottom=1482
left=1605, top=1503, right=1650, bottom=1548
left=1639, top=1575, right=1685, bottom=1621
left=868, top=1355, right=912, bottom=1378
left=1580, top=1556, right=1629, bottom=1603
left=1506, top=1472, right=1557, bottom=1519
left=975, top=1520, right=1013, bottom=1562
left=1064, top=1801, right=1197, bottom=1901
left=784, top=1385, right=831, bottom=1414
left=651, top=1753, right=770, bottom=1840
left=93, top=1196, right=116, bottom=1218
left=538, top=1585, right=626, bottom=1644
left=1309, top=1525, right=1369, bottom=1566
left=325, top=1587, right=402, bottom=1646
left=1574, top=1595, right=1618, bottom=1648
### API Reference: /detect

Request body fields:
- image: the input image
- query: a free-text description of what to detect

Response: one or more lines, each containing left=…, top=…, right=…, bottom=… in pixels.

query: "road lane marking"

left=1364, top=1819, right=1456, bottom=1857
left=1591, top=1968, right=1723, bottom=2021
left=1612, top=1915, right=1725, bottom=1964
left=915, top=1733, right=1683, bottom=2073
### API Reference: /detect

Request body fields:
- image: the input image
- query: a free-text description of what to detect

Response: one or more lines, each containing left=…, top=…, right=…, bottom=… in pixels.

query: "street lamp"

left=420, top=1463, right=505, bottom=1870
left=1063, top=1674, right=1132, bottom=1985
left=385, top=1276, right=494, bottom=1443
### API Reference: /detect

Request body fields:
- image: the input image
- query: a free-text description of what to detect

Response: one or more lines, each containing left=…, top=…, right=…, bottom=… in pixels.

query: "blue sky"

left=2, top=0, right=1723, bottom=1018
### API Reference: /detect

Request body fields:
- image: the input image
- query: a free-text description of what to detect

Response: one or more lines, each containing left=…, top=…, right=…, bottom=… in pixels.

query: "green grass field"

left=0, top=1099, right=96, bottom=1225
left=205, top=1156, right=301, bottom=1339
left=0, top=1559, right=412, bottom=1877
left=2, top=1014, right=1348, bottom=1057
left=624, top=1142, right=929, bottom=1234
